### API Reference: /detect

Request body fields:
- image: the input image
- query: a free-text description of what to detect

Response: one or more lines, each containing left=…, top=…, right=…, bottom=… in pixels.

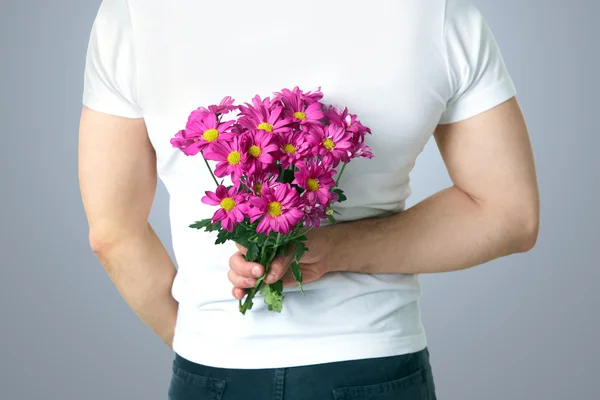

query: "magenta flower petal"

left=200, top=184, right=250, bottom=232
left=202, top=191, right=221, bottom=205
left=249, top=183, right=304, bottom=235
left=213, top=208, right=227, bottom=223
left=256, top=217, right=271, bottom=235
left=215, top=185, right=228, bottom=198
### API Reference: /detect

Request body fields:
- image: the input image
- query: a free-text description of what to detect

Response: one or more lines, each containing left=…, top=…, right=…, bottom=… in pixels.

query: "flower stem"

left=335, top=162, right=348, bottom=186
left=239, top=236, right=282, bottom=315
left=201, top=150, right=219, bottom=186
left=287, top=227, right=312, bottom=241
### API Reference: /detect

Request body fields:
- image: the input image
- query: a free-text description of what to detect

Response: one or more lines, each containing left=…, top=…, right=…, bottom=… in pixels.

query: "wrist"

left=324, top=221, right=354, bottom=273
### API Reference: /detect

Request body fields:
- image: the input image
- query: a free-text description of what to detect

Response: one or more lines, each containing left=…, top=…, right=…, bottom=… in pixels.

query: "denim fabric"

left=168, top=348, right=436, bottom=400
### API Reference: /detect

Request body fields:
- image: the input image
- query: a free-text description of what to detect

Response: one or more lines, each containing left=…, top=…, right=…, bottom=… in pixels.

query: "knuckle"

left=229, top=253, right=247, bottom=274
left=229, top=252, right=241, bottom=268
left=227, top=269, right=238, bottom=284
left=229, top=269, right=255, bottom=288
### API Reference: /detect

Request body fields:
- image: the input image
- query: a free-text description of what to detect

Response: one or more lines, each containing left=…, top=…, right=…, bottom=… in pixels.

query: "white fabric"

left=83, top=0, right=516, bottom=369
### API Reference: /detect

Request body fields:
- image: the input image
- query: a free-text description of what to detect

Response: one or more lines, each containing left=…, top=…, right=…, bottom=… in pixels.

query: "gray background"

left=1, top=0, right=598, bottom=399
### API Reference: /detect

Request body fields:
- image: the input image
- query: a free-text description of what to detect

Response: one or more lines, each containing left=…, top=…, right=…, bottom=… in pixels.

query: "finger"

left=229, top=251, right=264, bottom=279
left=265, top=251, right=294, bottom=284
left=232, top=287, right=246, bottom=300
left=235, top=243, right=248, bottom=255
left=228, top=269, right=257, bottom=289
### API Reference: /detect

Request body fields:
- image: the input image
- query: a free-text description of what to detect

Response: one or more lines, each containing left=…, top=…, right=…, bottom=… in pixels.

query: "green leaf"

left=215, top=227, right=233, bottom=245
left=276, top=246, right=286, bottom=258
left=290, top=260, right=304, bottom=294
left=294, top=241, right=309, bottom=261
left=327, top=215, right=337, bottom=224
left=245, top=243, right=260, bottom=262
left=281, top=168, right=295, bottom=184
left=290, top=241, right=309, bottom=294
left=256, top=233, right=268, bottom=247
left=189, top=219, right=215, bottom=231
left=261, top=281, right=284, bottom=313
left=332, top=188, right=347, bottom=203
left=232, top=223, right=251, bottom=245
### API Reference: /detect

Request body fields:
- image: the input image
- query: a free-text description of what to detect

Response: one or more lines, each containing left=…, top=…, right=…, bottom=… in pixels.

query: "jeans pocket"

left=332, top=367, right=430, bottom=400
left=168, top=363, right=227, bottom=400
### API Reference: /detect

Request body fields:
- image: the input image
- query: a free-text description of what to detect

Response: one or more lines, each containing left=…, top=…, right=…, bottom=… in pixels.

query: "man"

left=79, top=0, right=539, bottom=398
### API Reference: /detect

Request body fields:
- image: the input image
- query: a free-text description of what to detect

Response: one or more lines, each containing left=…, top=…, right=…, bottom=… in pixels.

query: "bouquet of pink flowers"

left=171, top=87, right=373, bottom=314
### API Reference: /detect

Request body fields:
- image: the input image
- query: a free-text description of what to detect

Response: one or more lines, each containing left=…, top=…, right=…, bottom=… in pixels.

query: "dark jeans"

left=168, top=348, right=436, bottom=400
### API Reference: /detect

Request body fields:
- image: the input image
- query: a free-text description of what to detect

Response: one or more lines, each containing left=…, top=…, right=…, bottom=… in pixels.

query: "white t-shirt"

left=83, top=0, right=516, bottom=369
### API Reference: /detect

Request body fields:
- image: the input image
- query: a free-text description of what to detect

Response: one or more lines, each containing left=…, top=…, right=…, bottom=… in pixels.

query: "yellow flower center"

left=253, top=184, right=263, bottom=194
left=203, top=128, right=219, bottom=142
left=306, top=178, right=319, bottom=192
left=257, top=122, right=273, bottom=132
left=284, top=144, right=296, bottom=154
left=220, top=197, right=236, bottom=211
left=323, top=138, right=335, bottom=151
left=249, top=145, right=262, bottom=157
left=294, top=111, right=307, bottom=120
left=227, top=151, right=241, bottom=165
left=267, top=201, right=283, bottom=217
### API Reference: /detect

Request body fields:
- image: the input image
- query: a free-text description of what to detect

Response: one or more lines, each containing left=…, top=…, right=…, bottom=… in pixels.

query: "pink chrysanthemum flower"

left=181, top=112, right=235, bottom=154
left=203, top=135, right=246, bottom=183
left=244, top=166, right=278, bottom=197
left=205, top=96, right=238, bottom=115
left=276, top=89, right=325, bottom=130
left=300, top=87, right=324, bottom=105
left=201, top=185, right=250, bottom=232
left=231, top=122, right=247, bottom=136
left=276, top=86, right=324, bottom=105
left=190, top=96, right=238, bottom=122
left=303, top=203, right=328, bottom=229
left=238, top=95, right=291, bottom=135
left=293, top=159, right=337, bottom=205
left=248, top=184, right=305, bottom=235
left=170, top=129, right=197, bottom=154
left=325, top=106, right=371, bottom=140
left=325, top=107, right=374, bottom=160
left=352, top=142, right=374, bottom=160
left=277, top=130, right=309, bottom=168
left=241, top=129, right=280, bottom=174
left=307, top=124, right=354, bottom=167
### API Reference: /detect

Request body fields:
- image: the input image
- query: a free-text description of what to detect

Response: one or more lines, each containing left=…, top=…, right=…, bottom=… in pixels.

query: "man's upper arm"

left=78, top=107, right=156, bottom=245
left=434, top=98, right=539, bottom=230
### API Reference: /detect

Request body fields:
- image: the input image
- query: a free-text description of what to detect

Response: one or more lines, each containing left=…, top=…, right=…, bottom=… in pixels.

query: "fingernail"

left=246, top=278, right=256, bottom=286
left=266, top=273, right=277, bottom=283
left=252, top=265, right=262, bottom=278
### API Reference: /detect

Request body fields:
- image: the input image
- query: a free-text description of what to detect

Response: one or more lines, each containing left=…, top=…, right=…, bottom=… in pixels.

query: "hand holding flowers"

left=171, top=87, right=373, bottom=314
left=228, top=226, right=336, bottom=300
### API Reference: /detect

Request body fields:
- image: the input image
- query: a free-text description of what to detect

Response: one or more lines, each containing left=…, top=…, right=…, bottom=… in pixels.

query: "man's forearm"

left=330, top=186, right=538, bottom=275
left=91, top=223, right=178, bottom=347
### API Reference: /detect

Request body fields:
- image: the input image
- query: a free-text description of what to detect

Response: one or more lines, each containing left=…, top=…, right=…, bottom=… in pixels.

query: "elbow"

left=89, top=230, right=118, bottom=256
left=507, top=207, right=540, bottom=254
left=88, top=225, right=134, bottom=256
left=88, top=217, right=148, bottom=256
left=515, top=215, right=539, bottom=253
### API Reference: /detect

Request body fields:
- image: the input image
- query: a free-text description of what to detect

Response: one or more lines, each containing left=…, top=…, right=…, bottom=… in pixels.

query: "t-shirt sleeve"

left=82, top=0, right=142, bottom=119
left=439, top=0, right=516, bottom=124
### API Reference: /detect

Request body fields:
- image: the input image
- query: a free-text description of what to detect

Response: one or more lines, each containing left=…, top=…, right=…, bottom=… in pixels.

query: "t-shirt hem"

left=439, top=78, right=517, bottom=125
left=82, top=95, right=143, bottom=119
left=172, top=331, right=428, bottom=369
